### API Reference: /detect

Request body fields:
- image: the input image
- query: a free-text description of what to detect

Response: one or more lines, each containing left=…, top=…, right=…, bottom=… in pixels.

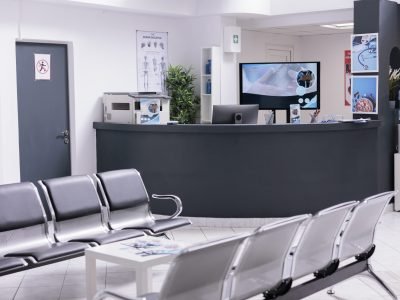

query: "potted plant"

left=165, top=65, right=199, bottom=124
left=389, top=66, right=400, bottom=100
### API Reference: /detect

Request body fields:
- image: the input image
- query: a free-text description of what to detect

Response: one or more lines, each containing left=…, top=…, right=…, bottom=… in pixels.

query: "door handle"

left=56, top=130, right=70, bottom=144
left=57, top=130, right=69, bottom=138
left=61, top=130, right=69, bottom=137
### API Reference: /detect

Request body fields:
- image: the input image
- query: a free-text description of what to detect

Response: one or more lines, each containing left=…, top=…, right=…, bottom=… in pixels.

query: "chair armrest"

left=93, top=290, right=146, bottom=300
left=151, top=194, right=183, bottom=219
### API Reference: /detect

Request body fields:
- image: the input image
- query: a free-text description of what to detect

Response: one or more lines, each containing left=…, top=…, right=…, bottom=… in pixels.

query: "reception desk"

left=94, top=121, right=379, bottom=218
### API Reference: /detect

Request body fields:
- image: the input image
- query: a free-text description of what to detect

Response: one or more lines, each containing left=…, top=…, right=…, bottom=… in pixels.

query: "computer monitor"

left=240, top=62, right=320, bottom=110
left=212, top=104, right=259, bottom=124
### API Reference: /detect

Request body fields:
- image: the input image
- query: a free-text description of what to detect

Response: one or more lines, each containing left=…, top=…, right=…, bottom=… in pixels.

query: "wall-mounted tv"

left=240, top=62, right=320, bottom=110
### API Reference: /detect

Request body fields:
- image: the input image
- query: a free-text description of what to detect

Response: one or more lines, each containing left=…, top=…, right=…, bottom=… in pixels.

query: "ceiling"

left=256, top=25, right=353, bottom=36
left=33, top=0, right=355, bottom=36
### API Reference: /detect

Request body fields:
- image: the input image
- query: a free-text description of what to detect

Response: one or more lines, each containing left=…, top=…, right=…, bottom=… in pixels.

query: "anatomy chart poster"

left=136, top=31, right=168, bottom=93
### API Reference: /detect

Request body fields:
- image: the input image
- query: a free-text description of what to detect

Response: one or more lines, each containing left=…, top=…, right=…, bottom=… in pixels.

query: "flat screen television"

left=240, top=62, right=320, bottom=110
left=212, top=104, right=259, bottom=124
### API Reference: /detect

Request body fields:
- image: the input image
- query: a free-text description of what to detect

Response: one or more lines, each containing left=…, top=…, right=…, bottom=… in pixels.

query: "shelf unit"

left=200, top=47, right=221, bottom=123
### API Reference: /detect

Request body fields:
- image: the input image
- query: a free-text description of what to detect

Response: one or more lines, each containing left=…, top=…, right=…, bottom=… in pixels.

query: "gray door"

left=16, top=42, right=71, bottom=182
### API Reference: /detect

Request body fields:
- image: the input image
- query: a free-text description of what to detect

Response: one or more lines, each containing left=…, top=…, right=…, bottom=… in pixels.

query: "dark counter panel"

left=94, top=122, right=379, bottom=218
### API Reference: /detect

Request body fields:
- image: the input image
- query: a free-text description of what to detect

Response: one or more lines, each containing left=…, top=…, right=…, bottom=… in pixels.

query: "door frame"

left=266, top=45, right=294, bottom=62
left=15, top=39, right=77, bottom=176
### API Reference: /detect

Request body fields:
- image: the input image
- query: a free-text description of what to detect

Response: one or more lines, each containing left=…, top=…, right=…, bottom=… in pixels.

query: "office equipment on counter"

left=212, top=104, right=259, bottom=124
left=103, top=92, right=171, bottom=124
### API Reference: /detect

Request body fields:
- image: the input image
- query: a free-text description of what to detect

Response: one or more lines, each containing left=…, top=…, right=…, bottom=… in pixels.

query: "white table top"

left=85, top=236, right=187, bottom=267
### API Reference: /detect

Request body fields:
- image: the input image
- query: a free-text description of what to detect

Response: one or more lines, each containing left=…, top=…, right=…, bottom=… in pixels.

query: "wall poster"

left=344, top=50, right=351, bottom=106
left=351, top=75, right=378, bottom=114
left=136, top=31, right=168, bottom=93
left=351, top=33, right=378, bottom=73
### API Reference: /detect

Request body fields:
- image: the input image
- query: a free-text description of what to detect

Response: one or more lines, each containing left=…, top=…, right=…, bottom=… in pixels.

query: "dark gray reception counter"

left=94, top=121, right=380, bottom=218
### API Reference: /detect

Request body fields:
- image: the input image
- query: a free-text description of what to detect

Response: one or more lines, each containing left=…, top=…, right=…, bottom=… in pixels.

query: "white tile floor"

left=1, top=209, right=400, bottom=300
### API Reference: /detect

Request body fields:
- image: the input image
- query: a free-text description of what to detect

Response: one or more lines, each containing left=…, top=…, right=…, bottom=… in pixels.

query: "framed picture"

left=351, top=75, right=378, bottom=114
left=351, top=33, right=378, bottom=73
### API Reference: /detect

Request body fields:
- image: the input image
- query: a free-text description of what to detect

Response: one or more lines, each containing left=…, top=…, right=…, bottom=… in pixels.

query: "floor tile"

left=20, top=274, right=65, bottom=288
left=0, top=287, right=18, bottom=300
left=0, top=273, right=24, bottom=288
left=14, top=286, right=62, bottom=300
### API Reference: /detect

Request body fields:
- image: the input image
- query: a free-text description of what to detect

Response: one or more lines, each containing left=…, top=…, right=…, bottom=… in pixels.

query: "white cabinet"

left=200, top=47, right=221, bottom=123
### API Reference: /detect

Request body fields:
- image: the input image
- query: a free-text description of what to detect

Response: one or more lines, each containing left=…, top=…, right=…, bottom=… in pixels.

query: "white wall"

left=298, top=33, right=352, bottom=120
left=0, top=1, right=20, bottom=184
left=239, top=30, right=301, bottom=62
left=0, top=1, right=228, bottom=184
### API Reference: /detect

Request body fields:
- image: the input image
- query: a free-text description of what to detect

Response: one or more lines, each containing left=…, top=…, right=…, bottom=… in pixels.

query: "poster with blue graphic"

left=140, top=98, right=160, bottom=124
left=351, top=76, right=378, bottom=114
left=351, top=33, right=378, bottom=73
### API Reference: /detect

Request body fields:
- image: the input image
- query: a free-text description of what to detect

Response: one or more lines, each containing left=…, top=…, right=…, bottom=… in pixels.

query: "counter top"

left=93, top=120, right=380, bottom=134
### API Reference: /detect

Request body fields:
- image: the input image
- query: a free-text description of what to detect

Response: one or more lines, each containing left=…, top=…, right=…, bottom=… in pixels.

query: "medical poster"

left=351, top=33, right=379, bottom=73
left=140, top=98, right=160, bottom=124
left=351, top=75, right=378, bottom=114
left=34, top=53, right=51, bottom=80
left=344, top=50, right=351, bottom=106
left=136, top=31, right=168, bottom=93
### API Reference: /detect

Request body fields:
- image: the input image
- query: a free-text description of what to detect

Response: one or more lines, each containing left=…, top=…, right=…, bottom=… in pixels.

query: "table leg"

left=136, top=267, right=152, bottom=296
left=86, top=253, right=97, bottom=300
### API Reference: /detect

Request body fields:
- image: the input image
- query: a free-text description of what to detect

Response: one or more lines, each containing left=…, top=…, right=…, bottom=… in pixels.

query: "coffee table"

left=85, top=236, right=186, bottom=299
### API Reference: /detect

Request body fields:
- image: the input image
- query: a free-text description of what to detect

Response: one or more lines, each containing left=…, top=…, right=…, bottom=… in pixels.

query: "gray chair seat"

left=70, top=229, right=143, bottom=245
left=5, top=242, right=88, bottom=262
left=131, top=218, right=192, bottom=234
left=0, top=257, right=27, bottom=272
left=95, top=169, right=192, bottom=235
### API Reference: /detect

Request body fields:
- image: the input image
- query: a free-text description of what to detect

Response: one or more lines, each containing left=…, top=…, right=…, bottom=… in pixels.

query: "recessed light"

left=321, top=23, right=354, bottom=30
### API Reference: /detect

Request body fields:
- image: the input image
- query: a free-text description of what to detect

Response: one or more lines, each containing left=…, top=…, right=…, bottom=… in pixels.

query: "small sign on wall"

left=223, top=26, right=241, bottom=53
left=34, top=53, right=51, bottom=80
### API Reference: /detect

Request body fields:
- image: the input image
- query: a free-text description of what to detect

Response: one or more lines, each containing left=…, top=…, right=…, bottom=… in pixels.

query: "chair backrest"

left=95, top=169, right=153, bottom=230
left=159, top=234, right=249, bottom=300
left=291, top=201, right=358, bottom=280
left=0, top=182, right=50, bottom=255
left=39, top=175, right=107, bottom=242
left=338, top=191, right=395, bottom=261
left=229, top=215, right=310, bottom=300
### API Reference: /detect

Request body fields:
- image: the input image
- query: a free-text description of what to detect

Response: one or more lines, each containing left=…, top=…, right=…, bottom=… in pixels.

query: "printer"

left=103, top=92, right=171, bottom=124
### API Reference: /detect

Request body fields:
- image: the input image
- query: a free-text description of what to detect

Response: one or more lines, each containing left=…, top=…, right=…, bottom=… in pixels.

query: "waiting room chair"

left=94, top=233, right=249, bottom=300
left=335, top=191, right=398, bottom=299
left=228, top=214, right=310, bottom=300
left=289, top=201, right=359, bottom=282
left=95, top=169, right=191, bottom=236
left=0, top=182, right=88, bottom=275
left=39, top=175, right=144, bottom=245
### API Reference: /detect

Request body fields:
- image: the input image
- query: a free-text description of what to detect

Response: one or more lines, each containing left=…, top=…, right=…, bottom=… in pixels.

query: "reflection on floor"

left=0, top=209, right=399, bottom=300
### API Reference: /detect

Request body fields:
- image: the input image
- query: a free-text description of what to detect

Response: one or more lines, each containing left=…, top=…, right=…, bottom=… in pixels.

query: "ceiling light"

left=321, top=23, right=354, bottom=30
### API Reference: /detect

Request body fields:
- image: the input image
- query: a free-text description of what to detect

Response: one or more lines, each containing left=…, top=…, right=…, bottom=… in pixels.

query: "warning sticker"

left=34, top=53, right=51, bottom=80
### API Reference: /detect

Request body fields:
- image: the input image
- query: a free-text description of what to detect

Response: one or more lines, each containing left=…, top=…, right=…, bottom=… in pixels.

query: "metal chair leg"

left=327, top=288, right=335, bottom=295
left=367, top=264, right=398, bottom=300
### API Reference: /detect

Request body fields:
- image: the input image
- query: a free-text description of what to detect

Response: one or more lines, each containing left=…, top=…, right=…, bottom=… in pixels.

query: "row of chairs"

left=0, top=169, right=191, bottom=276
left=95, top=191, right=398, bottom=300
